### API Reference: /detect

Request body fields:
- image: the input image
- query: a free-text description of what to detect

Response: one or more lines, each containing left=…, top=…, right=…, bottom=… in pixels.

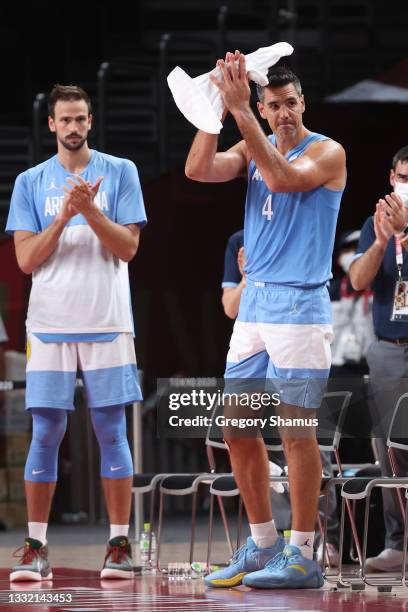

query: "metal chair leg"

left=334, top=449, right=363, bottom=565
left=361, top=484, right=407, bottom=589
left=338, top=497, right=346, bottom=586
left=156, top=491, right=165, bottom=571
left=337, top=496, right=346, bottom=586
left=337, top=495, right=364, bottom=589
left=388, top=447, right=406, bottom=519
left=147, top=487, right=156, bottom=567
left=317, top=491, right=331, bottom=570
left=403, top=494, right=408, bottom=587
left=322, top=487, right=331, bottom=569
left=189, top=491, right=198, bottom=565
left=236, top=496, right=243, bottom=550
left=344, top=497, right=363, bottom=565
left=206, top=492, right=215, bottom=571
left=360, top=493, right=371, bottom=583
left=216, top=494, right=234, bottom=556
left=134, top=491, right=138, bottom=543
left=349, top=499, right=359, bottom=563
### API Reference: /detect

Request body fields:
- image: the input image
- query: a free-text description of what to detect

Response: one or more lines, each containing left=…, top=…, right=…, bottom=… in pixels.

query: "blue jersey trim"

left=33, top=333, right=119, bottom=343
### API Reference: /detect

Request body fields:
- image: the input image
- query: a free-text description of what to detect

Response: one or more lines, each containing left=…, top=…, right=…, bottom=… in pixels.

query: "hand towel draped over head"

left=167, top=42, right=294, bottom=134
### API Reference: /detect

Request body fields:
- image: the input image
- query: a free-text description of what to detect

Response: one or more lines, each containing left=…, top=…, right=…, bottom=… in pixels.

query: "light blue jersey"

left=244, top=132, right=343, bottom=288
left=6, top=149, right=146, bottom=234
left=6, top=150, right=147, bottom=335
left=225, top=132, right=344, bottom=408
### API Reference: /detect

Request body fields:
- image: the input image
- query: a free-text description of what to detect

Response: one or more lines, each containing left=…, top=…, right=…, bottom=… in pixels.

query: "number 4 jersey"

left=244, top=132, right=343, bottom=288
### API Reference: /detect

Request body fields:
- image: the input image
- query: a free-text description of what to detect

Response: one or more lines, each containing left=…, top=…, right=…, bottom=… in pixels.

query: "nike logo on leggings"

left=109, top=466, right=123, bottom=472
left=32, top=469, right=45, bottom=475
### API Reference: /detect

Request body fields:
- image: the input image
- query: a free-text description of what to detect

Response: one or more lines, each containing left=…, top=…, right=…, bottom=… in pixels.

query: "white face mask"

left=338, top=252, right=355, bottom=274
left=394, top=182, right=408, bottom=207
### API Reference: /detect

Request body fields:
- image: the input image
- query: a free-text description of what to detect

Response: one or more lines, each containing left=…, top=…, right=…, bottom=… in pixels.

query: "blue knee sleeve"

left=25, top=408, right=68, bottom=482
left=91, top=405, right=133, bottom=479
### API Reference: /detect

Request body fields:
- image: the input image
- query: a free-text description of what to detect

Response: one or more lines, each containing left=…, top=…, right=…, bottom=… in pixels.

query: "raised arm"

left=211, top=52, right=346, bottom=192
left=231, top=107, right=345, bottom=193
left=349, top=205, right=392, bottom=291
left=185, top=132, right=247, bottom=183
left=238, top=124, right=345, bottom=192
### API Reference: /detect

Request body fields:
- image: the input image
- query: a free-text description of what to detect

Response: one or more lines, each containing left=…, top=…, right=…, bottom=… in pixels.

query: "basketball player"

left=185, top=52, right=346, bottom=589
left=6, top=85, right=147, bottom=581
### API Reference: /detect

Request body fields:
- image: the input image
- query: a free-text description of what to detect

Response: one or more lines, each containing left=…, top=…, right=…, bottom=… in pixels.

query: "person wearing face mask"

left=329, top=231, right=374, bottom=375
left=349, top=145, right=408, bottom=572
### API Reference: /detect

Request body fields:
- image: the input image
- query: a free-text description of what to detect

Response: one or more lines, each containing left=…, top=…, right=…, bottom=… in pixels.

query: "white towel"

left=167, top=42, right=294, bottom=134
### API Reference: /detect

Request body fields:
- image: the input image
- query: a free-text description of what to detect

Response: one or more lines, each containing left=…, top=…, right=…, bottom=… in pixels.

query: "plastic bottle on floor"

left=140, top=522, right=157, bottom=572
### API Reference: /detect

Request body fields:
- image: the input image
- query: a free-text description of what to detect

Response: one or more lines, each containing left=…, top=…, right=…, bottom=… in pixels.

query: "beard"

left=58, top=133, right=87, bottom=151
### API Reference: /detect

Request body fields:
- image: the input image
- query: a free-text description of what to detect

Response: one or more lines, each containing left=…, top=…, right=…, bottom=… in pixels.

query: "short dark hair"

left=48, top=84, right=92, bottom=118
left=256, top=65, right=302, bottom=102
left=392, top=145, right=408, bottom=170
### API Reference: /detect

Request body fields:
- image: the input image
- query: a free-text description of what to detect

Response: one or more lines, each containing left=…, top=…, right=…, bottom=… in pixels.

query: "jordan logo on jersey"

left=252, top=168, right=263, bottom=181
left=46, top=179, right=59, bottom=191
left=44, top=191, right=110, bottom=216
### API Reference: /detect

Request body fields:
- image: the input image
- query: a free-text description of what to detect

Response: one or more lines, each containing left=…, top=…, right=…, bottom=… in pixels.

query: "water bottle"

left=139, top=522, right=157, bottom=572
left=283, top=530, right=291, bottom=546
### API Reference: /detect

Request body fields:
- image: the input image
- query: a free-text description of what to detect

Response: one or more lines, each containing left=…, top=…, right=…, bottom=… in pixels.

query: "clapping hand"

left=380, top=192, right=406, bottom=234
left=62, top=175, right=104, bottom=218
left=210, top=51, right=251, bottom=115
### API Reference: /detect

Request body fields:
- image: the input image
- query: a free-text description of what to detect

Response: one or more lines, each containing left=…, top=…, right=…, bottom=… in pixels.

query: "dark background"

left=0, top=0, right=406, bottom=522
left=0, top=0, right=407, bottom=386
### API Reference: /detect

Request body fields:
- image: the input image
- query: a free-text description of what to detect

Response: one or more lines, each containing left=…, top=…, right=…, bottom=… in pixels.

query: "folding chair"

left=338, top=391, right=408, bottom=590
left=155, top=407, right=238, bottom=570
left=133, top=473, right=169, bottom=538
left=156, top=400, right=282, bottom=570
left=132, top=472, right=188, bottom=567
left=206, top=391, right=357, bottom=573
left=156, top=471, right=226, bottom=570
left=385, top=391, right=408, bottom=519
left=339, top=477, right=408, bottom=590
left=316, top=391, right=364, bottom=575
left=132, top=380, right=231, bottom=570
left=155, top=393, right=280, bottom=571
left=403, top=488, right=408, bottom=588
left=342, top=463, right=381, bottom=565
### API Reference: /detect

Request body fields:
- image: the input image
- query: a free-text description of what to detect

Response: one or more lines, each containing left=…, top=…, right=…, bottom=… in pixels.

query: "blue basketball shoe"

left=204, top=536, right=284, bottom=588
left=243, top=544, right=324, bottom=589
